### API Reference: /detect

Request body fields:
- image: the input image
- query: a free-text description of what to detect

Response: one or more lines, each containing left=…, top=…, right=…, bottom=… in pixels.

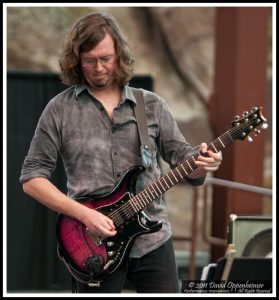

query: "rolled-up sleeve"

left=20, top=98, right=62, bottom=183
left=157, top=98, right=206, bottom=186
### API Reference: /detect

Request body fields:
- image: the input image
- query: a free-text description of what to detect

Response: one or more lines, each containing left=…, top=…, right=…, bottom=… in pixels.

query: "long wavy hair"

left=59, top=13, right=135, bottom=86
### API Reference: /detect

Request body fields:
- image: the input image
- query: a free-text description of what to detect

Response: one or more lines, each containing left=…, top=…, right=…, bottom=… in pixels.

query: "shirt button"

left=116, top=173, right=121, bottom=178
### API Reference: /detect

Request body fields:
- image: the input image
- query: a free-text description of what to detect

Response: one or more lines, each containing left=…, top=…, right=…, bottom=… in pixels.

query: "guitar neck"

left=106, top=107, right=267, bottom=228
left=129, top=128, right=236, bottom=213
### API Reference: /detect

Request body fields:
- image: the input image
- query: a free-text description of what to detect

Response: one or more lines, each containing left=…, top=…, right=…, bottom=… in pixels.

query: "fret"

left=211, top=142, right=218, bottom=153
left=166, top=174, right=174, bottom=185
left=158, top=179, right=167, bottom=192
left=162, top=176, right=170, bottom=189
left=181, top=164, right=188, bottom=176
left=143, top=190, right=155, bottom=203
left=218, top=137, right=225, bottom=148
left=146, top=186, right=156, bottom=199
left=150, top=184, right=159, bottom=197
left=217, top=133, right=230, bottom=147
left=171, top=171, right=179, bottom=182
left=176, top=168, right=184, bottom=179
left=142, top=190, right=153, bottom=203
left=137, top=195, right=144, bottom=207
left=216, top=138, right=224, bottom=151
left=133, top=196, right=142, bottom=210
left=191, top=156, right=198, bottom=166
left=129, top=199, right=137, bottom=212
left=154, top=181, right=165, bottom=193
left=189, top=157, right=197, bottom=172
left=138, top=192, right=148, bottom=207
left=186, top=160, right=193, bottom=171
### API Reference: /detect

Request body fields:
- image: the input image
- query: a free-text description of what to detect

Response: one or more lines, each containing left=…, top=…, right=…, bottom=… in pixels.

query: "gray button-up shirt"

left=20, top=84, right=205, bottom=257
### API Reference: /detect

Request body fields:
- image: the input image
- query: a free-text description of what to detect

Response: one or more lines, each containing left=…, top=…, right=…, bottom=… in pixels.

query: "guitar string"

left=106, top=115, right=262, bottom=226
left=86, top=115, right=262, bottom=240
left=106, top=115, right=261, bottom=226
left=108, top=120, right=260, bottom=227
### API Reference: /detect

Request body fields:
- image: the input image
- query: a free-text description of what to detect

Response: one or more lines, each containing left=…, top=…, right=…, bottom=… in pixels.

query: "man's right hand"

left=82, top=208, right=117, bottom=238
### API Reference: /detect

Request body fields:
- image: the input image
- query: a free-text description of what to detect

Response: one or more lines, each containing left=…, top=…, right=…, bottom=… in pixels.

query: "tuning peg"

left=261, top=123, right=268, bottom=129
left=242, top=111, right=249, bottom=117
left=251, top=107, right=258, bottom=112
left=247, top=136, right=253, bottom=142
left=234, top=115, right=240, bottom=121
left=254, top=129, right=261, bottom=136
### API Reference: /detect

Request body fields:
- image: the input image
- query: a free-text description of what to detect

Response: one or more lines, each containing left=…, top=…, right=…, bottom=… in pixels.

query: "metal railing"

left=173, top=178, right=272, bottom=280
left=202, top=177, right=272, bottom=247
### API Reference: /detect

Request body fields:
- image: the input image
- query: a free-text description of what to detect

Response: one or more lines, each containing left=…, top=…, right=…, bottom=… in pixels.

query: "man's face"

left=80, top=32, right=117, bottom=90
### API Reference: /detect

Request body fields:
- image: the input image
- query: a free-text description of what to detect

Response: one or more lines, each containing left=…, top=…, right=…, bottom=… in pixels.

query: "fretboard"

left=107, top=107, right=266, bottom=227
left=128, top=129, right=236, bottom=214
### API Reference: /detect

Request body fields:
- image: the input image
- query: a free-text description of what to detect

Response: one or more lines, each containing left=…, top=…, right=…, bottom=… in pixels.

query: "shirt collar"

left=121, top=85, right=137, bottom=105
left=75, top=84, right=137, bottom=105
left=74, top=85, right=91, bottom=98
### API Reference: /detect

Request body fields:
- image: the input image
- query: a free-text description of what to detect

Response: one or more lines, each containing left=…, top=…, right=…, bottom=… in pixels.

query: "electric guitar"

left=56, top=106, right=268, bottom=284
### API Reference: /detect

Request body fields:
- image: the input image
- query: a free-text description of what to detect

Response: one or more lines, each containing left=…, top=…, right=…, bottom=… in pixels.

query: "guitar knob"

left=108, top=251, right=115, bottom=257
left=247, top=136, right=253, bottom=142
left=261, top=123, right=268, bottom=129
left=84, top=255, right=104, bottom=274
left=107, top=241, right=114, bottom=247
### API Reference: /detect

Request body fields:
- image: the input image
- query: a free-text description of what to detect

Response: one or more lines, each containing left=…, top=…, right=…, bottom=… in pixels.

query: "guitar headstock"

left=231, top=107, right=268, bottom=141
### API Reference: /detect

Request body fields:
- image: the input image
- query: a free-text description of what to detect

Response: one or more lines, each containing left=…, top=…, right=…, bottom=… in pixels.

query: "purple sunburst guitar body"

left=56, top=166, right=161, bottom=284
left=56, top=107, right=267, bottom=284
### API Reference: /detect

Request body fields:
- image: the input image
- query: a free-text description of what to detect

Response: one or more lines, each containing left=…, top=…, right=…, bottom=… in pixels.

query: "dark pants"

left=76, top=238, right=180, bottom=293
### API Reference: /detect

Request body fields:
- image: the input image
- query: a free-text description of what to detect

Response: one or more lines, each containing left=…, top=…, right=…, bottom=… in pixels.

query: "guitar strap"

left=131, top=87, right=153, bottom=172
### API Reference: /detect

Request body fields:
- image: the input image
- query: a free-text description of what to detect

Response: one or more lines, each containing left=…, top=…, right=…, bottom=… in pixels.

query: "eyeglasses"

left=81, top=55, right=115, bottom=67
